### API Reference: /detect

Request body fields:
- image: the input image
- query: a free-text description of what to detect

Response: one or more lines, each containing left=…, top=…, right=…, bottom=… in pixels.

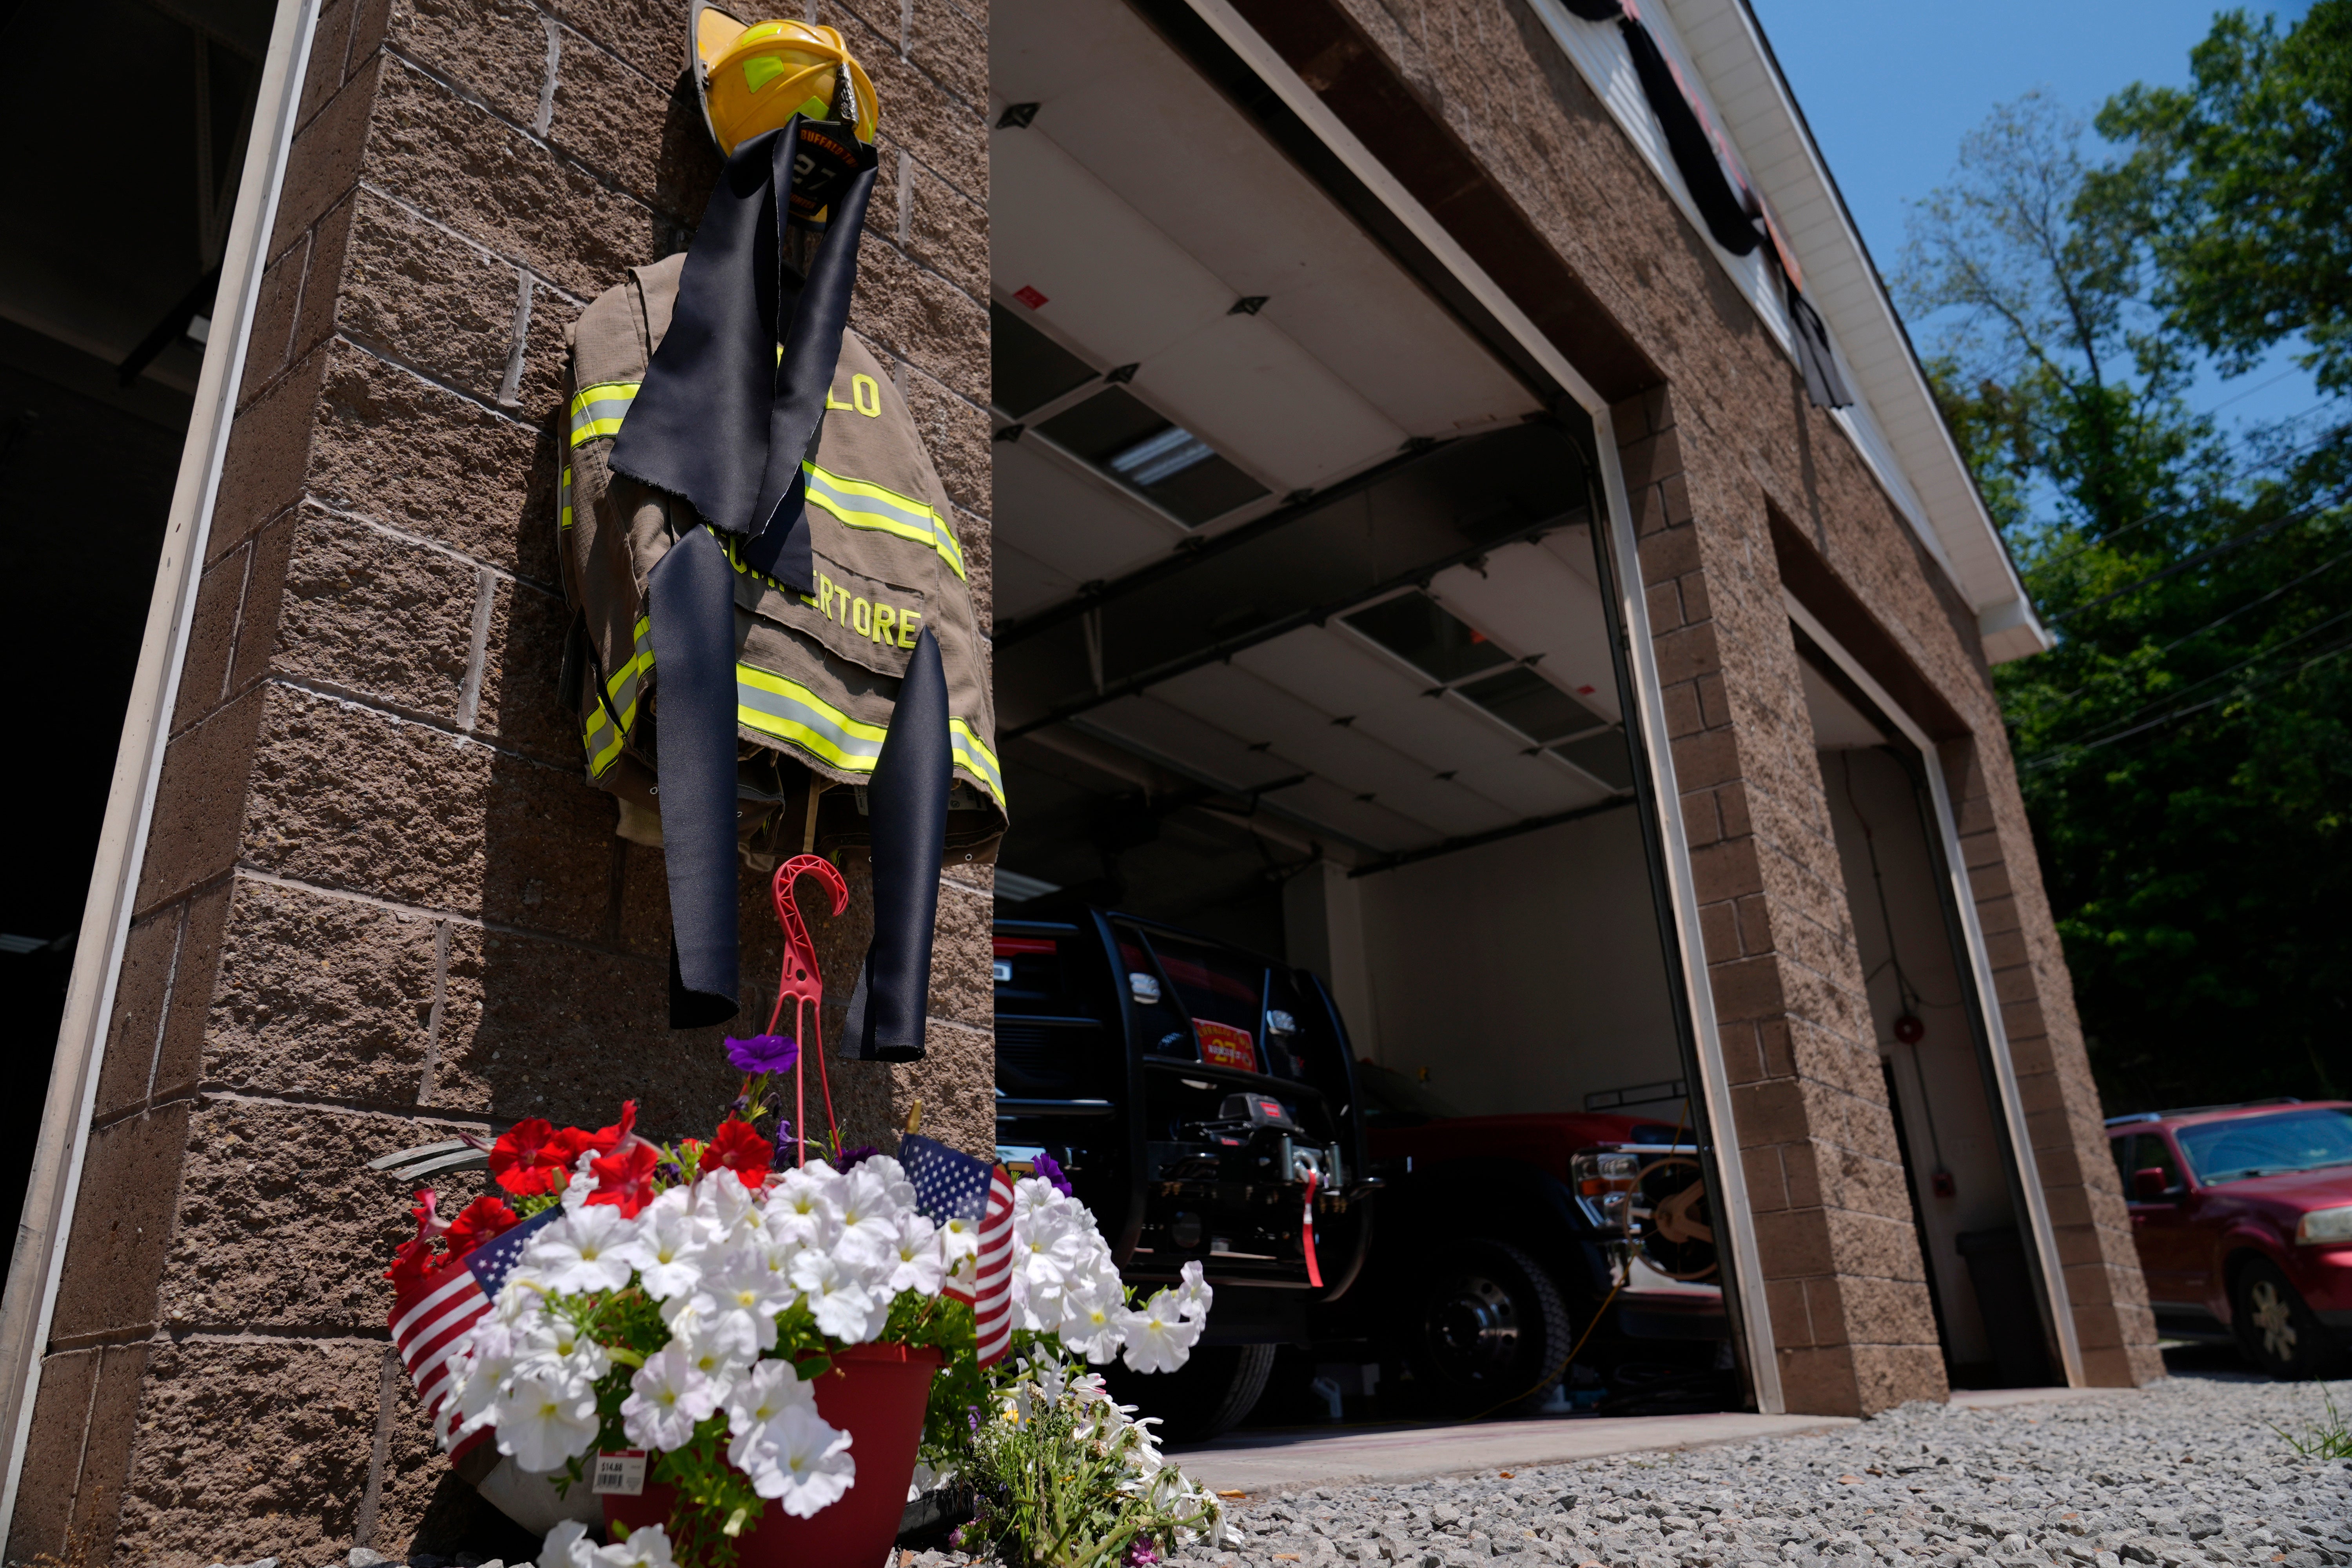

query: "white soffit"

left=1522, top=0, right=2049, bottom=662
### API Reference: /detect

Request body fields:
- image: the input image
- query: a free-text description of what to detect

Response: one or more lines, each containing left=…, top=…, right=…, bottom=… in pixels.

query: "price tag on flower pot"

left=592, top=1450, right=647, bottom=1496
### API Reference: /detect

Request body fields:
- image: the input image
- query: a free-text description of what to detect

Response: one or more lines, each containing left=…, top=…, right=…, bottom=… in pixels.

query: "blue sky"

left=1748, top=0, right=2322, bottom=433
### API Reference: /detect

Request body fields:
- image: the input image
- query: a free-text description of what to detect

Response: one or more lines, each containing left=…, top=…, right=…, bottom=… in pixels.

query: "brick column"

left=1614, top=387, right=1946, bottom=1416
left=7, top=0, right=992, bottom=1560
left=1944, top=746, right=2161, bottom=1387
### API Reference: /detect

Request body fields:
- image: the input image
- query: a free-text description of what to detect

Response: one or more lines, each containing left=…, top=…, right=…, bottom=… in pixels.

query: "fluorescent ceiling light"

left=995, top=869, right=1063, bottom=902
left=1108, top=425, right=1215, bottom=486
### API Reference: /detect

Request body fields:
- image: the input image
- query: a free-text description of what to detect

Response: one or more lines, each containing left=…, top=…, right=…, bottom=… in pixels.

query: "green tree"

left=1899, top=75, right=2352, bottom=1113
left=2091, top=1, right=2352, bottom=394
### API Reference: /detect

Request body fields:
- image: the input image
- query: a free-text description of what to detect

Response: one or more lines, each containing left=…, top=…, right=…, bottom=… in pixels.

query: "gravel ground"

left=1136, top=1374, right=2352, bottom=1568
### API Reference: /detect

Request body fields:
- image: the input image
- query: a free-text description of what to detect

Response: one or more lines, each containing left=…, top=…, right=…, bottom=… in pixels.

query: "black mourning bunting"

left=1557, top=0, right=1852, bottom=408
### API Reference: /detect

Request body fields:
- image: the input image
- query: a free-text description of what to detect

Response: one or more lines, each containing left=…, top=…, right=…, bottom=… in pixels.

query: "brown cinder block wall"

left=8, top=0, right=993, bottom=1559
left=1220, top=0, right=2158, bottom=1413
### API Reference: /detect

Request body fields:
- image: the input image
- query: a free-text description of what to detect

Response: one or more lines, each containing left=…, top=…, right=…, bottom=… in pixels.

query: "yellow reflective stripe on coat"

left=559, top=463, right=574, bottom=529
left=800, top=461, right=967, bottom=581
left=733, top=666, right=1006, bottom=810
left=568, top=380, right=640, bottom=447
left=950, top=718, right=1005, bottom=806
left=735, top=665, right=887, bottom=773
left=582, top=617, right=654, bottom=777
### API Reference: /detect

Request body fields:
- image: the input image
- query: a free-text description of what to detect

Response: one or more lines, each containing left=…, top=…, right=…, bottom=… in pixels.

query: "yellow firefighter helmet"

left=691, top=2, right=879, bottom=157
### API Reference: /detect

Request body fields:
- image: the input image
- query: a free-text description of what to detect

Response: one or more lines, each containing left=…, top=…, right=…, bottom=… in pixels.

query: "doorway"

left=1798, top=640, right=2060, bottom=1388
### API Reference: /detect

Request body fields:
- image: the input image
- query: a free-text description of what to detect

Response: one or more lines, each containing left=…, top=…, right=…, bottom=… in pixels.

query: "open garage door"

left=989, top=0, right=1748, bottom=1424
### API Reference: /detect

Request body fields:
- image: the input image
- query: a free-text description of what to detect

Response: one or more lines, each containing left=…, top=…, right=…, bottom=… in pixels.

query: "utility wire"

left=2036, top=544, right=2352, bottom=710
left=2045, top=484, right=2352, bottom=625
left=2024, top=610, right=2352, bottom=768
left=2022, top=638, right=2352, bottom=772
left=2025, top=420, right=2342, bottom=573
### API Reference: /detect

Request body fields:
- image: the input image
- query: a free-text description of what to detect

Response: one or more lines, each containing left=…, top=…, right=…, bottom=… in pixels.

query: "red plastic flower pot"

left=603, top=1341, right=945, bottom=1566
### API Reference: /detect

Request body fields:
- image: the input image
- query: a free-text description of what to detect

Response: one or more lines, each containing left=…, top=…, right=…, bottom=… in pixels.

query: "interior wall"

left=1820, top=744, right=2018, bottom=1376
left=1333, top=807, right=1683, bottom=1116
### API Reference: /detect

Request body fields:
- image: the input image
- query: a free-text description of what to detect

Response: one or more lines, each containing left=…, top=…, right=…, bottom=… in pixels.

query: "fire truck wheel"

left=1408, top=1237, right=1575, bottom=1417
left=1102, top=1341, right=1277, bottom=1442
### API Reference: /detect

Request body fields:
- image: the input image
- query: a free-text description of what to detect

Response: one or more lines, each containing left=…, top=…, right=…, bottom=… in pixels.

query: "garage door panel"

left=1133, top=318, right=1403, bottom=493
left=1227, top=626, right=1419, bottom=717
left=991, top=0, right=1535, bottom=441
left=1449, top=750, right=1619, bottom=818
left=992, top=537, right=1081, bottom=622
left=990, top=130, right=1227, bottom=367
left=994, top=438, right=1175, bottom=584
left=1075, top=696, right=1305, bottom=795
left=1264, top=776, right=1430, bottom=853
left=1430, top=542, right=1624, bottom=724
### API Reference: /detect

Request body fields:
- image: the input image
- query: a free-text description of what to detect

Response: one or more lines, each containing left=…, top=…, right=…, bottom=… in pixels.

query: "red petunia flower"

left=705, top=1117, right=773, bottom=1188
left=587, top=1139, right=661, bottom=1218
left=587, top=1100, right=639, bottom=1154
left=488, top=1118, right=567, bottom=1196
left=385, top=1188, right=446, bottom=1284
left=442, top=1193, right=520, bottom=1258
left=385, top=1235, right=440, bottom=1286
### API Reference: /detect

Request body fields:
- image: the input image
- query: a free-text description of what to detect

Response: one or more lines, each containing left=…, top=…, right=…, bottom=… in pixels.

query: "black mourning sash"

left=611, top=119, right=880, bottom=593
left=613, top=118, right=879, bottom=1027
left=841, top=628, right=952, bottom=1062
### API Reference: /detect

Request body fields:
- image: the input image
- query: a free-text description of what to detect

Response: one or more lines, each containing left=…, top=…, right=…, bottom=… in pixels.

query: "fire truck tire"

left=1408, top=1237, right=1575, bottom=1417
left=1103, top=1341, right=1276, bottom=1442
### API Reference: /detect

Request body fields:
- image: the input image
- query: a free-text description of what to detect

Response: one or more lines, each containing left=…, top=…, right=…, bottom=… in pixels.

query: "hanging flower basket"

left=377, top=858, right=1229, bottom=1568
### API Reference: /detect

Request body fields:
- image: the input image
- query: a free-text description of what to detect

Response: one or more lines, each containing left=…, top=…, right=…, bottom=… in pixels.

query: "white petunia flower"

left=559, top=1146, right=601, bottom=1213
left=493, top=1365, right=601, bottom=1473
left=526, top=1204, right=635, bottom=1295
left=597, top=1522, right=681, bottom=1568
left=702, top=1252, right=796, bottom=1352
left=766, top=1165, right=841, bottom=1249
left=882, top=1214, right=946, bottom=1298
left=665, top=1307, right=758, bottom=1385
left=1174, top=1258, right=1214, bottom=1321
left=621, top=1341, right=720, bottom=1451
left=790, top=1248, right=882, bottom=1342
left=516, top=1314, right=612, bottom=1385
left=831, top=1165, right=903, bottom=1267
left=538, top=1519, right=600, bottom=1568
left=617, top=1188, right=706, bottom=1301
left=937, top=1210, right=980, bottom=1265
left=1057, top=1277, right=1127, bottom=1364
left=1117, top=1287, right=1204, bottom=1375
left=693, top=1167, right=762, bottom=1245
left=722, top=1357, right=818, bottom=1472
left=742, top=1401, right=855, bottom=1517
left=446, top=1319, right=517, bottom=1439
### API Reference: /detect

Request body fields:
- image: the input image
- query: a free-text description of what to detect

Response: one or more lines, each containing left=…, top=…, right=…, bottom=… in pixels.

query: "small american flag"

left=901, top=1135, right=1018, bottom=1365
left=391, top=1207, right=558, bottom=1461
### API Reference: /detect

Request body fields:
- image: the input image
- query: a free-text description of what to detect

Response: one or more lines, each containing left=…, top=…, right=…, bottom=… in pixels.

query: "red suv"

left=2107, top=1100, right=2352, bottom=1377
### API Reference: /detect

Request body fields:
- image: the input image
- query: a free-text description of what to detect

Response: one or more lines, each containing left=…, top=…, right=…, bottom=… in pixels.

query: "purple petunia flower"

left=771, top=1120, right=796, bottom=1160
left=725, top=1034, right=799, bottom=1074
left=1031, top=1149, right=1074, bottom=1196
left=836, top=1143, right=881, bottom=1170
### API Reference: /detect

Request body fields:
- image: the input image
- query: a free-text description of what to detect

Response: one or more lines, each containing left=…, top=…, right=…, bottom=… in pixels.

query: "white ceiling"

left=1800, top=660, right=1890, bottom=751
left=992, top=0, right=1620, bottom=856
left=1072, top=536, right=1630, bottom=854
